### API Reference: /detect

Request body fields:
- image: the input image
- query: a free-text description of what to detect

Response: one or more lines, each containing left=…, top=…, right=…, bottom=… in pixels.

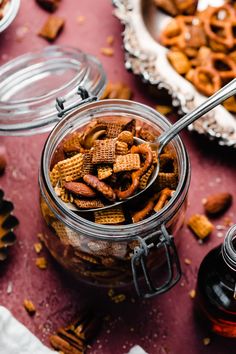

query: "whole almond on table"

left=64, top=181, right=96, bottom=198
left=203, top=192, right=233, bottom=215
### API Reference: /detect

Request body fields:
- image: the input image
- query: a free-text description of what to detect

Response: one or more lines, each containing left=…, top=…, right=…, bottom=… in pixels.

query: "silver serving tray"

left=113, top=0, right=236, bottom=147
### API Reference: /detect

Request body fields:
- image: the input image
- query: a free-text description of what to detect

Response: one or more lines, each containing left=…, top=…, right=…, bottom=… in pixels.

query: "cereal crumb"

left=15, top=25, right=29, bottom=41
left=223, top=216, right=233, bottom=227
left=189, top=289, right=196, bottom=299
left=34, top=242, right=43, bottom=254
left=36, top=257, right=47, bottom=269
left=217, top=231, right=224, bottom=238
left=38, top=16, right=65, bottom=42
left=106, top=35, right=114, bottom=45
left=202, top=337, right=211, bottom=346
left=37, top=232, right=44, bottom=241
left=111, top=294, right=126, bottom=303
left=155, top=105, right=172, bottom=115
left=108, top=288, right=114, bottom=297
left=184, top=258, right=192, bottom=265
left=216, top=224, right=225, bottom=230
left=100, top=47, right=114, bottom=56
left=23, top=299, right=36, bottom=315
left=187, top=214, right=214, bottom=240
left=76, top=15, right=85, bottom=24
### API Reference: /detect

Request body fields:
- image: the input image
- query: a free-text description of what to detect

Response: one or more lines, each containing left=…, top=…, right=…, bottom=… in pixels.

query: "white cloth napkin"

left=127, top=345, right=148, bottom=354
left=0, top=306, right=56, bottom=354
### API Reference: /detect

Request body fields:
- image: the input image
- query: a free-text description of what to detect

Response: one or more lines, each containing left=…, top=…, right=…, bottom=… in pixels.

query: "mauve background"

left=0, top=1, right=236, bottom=353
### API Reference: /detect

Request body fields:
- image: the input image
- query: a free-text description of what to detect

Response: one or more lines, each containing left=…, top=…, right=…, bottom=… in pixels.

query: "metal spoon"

left=65, top=78, right=236, bottom=212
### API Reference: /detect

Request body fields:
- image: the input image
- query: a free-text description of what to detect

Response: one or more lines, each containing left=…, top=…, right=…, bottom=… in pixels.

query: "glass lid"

left=0, top=45, right=106, bottom=136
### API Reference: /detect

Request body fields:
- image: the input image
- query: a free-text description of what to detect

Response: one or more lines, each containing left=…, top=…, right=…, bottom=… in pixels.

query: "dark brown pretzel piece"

left=116, top=144, right=153, bottom=200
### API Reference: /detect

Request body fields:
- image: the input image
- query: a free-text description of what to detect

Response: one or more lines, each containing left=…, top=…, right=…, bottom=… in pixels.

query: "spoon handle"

left=158, top=78, right=236, bottom=149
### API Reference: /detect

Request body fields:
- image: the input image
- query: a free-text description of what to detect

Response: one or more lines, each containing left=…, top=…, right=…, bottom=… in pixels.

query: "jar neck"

left=222, top=224, right=236, bottom=272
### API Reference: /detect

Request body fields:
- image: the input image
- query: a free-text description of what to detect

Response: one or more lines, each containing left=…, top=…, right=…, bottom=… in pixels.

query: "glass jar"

left=39, top=98, right=190, bottom=298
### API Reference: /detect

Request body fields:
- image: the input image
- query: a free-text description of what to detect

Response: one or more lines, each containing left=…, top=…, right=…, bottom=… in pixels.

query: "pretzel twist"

left=116, top=144, right=153, bottom=200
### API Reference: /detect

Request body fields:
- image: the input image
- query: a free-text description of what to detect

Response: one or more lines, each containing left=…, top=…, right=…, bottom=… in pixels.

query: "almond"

left=203, top=192, right=232, bottom=215
left=64, top=181, right=97, bottom=198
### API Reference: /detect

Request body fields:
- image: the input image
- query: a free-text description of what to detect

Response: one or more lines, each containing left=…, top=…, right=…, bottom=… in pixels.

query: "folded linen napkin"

left=0, top=306, right=55, bottom=354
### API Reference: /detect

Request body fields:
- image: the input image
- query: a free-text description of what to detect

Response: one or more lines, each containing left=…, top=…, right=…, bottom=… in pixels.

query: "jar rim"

left=40, top=99, right=190, bottom=241
left=0, top=0, right=20, bottom=33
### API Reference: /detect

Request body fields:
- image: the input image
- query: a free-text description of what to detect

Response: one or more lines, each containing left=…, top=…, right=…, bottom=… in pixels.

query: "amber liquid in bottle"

left=195, top=243, right=236, bottom=337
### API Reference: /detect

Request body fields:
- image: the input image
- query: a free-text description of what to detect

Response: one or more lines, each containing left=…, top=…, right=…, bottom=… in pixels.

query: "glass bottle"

left=195, top=224, right=236, bottom=337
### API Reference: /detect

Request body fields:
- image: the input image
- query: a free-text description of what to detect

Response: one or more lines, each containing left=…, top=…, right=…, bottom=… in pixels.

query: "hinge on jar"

left=56, top=86, right=97, bottom=117
left=131, top=224, right=181, bottom=298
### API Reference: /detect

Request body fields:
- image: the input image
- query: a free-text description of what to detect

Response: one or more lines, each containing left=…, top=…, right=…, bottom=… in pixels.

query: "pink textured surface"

left=0, top=1, right=236, bottom=353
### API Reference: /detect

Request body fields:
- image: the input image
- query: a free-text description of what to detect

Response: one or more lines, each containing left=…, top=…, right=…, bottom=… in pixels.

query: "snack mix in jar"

left=40, top=100, right=190, bottom=297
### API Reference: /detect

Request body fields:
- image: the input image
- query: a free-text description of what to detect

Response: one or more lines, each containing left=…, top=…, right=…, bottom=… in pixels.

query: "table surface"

left=0, top=1, right=236, bottom=353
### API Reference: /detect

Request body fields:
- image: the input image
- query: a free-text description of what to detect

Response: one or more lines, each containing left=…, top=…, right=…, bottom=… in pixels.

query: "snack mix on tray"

left=49, top=117, right=179, bottom=225
left=159, top=2, right=236, bottom=111
left=154, top=0, right=198, bottom=16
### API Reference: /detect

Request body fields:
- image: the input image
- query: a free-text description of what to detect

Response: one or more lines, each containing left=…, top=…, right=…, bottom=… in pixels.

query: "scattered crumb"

left=36, top=257, right=47, bottom=269
left=15, top=25, right=29, bottom=42
left=216, top=224, right=225, bottom=230
left=187, top=214, right=214, bottom=240
left=201, top=198, right=207, bottom=205
left=106, top=35, right=114, bottom=45
left=223, top=216, right=233, bottom=227
left=155, top=105, right=172, bottom=115
left=108, top=289, right=126, bottom=303
left=38, top=16, right=65, bottom=42
left=111, top=294, right=126, bottom=303
left=189, top=289, right=196, bottom=299
left=100, top=47, right=114, bottom=57
left=23, top=299, right=36, bottom=315
left=202, top=337, right=211, bottom=346
left=216, top=231, right=224, bottom=238
left=37, top=232, right=44, bottom=241
left=180, top=282, right=185, bottom=287
left=108, top=288, right=114, bottom=297
left=34, top=242, right=43, bottom=254
left=184, top=258, right=192, bottom=265
left=76, top=15, right=85, bottom=24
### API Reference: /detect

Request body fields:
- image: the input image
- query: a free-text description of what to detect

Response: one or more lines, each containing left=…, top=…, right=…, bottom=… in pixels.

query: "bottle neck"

left=222, top=224, right=236, bottom=273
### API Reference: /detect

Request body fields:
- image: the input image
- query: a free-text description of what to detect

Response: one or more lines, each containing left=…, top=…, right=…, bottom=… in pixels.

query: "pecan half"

left=83, top=174, right=116, bottom=201
left=64, top=182, right=97, bottom=198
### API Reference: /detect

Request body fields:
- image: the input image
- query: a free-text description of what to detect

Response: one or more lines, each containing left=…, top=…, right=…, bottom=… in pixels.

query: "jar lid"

left=0, top=45, right=106, bottom=135
left=0, top=0, right=20, bottom=33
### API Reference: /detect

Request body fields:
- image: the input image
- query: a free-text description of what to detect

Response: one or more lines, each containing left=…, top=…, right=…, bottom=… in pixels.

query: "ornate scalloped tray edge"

left=113, top=0, right=236, bottom=148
